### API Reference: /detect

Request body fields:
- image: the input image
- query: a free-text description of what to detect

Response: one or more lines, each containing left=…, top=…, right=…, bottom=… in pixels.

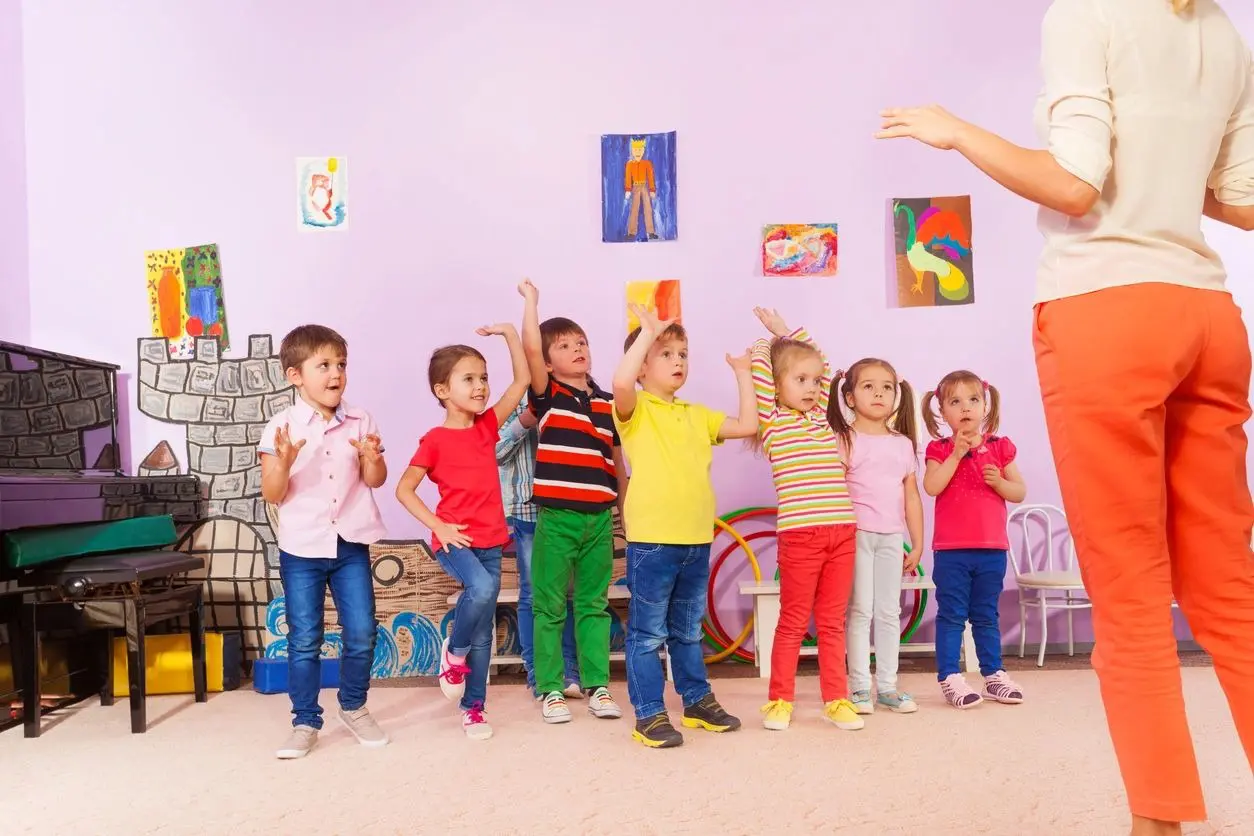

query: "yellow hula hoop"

left=703, top=517, right=763, bottom=663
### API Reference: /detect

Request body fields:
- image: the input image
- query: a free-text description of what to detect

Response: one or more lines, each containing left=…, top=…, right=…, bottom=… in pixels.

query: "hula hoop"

left=702, top=508, right=778, bottom=662
left=706, top=529, right=777, bottom=663
left=701, top=516, right=763, bottom=664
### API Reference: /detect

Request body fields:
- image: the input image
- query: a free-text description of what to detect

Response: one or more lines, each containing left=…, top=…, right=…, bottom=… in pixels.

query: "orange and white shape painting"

left=297, top=156, right=347, bottom=231
left=625, top=280, right=682, bottom=332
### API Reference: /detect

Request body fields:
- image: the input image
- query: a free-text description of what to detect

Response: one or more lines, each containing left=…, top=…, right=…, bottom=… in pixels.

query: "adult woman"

left=877, top=0, right=1254, bottom=833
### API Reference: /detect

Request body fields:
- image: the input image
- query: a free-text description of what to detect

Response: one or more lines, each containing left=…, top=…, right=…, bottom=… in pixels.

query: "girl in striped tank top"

left=749, top=307, right=863, bottom=733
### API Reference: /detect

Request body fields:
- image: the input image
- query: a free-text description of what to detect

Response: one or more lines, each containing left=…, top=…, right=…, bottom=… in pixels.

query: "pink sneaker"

left=941, top=673, right=984, bottom=709
left=982, top=671, right=1024, bottom=704
left=438, top=638, right=470, bottom=702
left=462, top=702, right=493, bottom=740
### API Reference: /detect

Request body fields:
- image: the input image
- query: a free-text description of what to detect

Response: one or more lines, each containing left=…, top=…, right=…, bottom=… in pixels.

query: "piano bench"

left=3, top=538, right=208, bottom=738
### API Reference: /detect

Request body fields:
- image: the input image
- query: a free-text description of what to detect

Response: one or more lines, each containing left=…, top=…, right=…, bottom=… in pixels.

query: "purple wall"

left=0, top=0, right=28, bottom=344
left=13, top=0, right=1254, bottom=648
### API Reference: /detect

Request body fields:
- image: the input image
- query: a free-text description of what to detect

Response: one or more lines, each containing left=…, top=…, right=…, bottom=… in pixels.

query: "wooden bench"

left=446, top=584, right=672, bottom=682
left=739, top=577, right=980, bottom=680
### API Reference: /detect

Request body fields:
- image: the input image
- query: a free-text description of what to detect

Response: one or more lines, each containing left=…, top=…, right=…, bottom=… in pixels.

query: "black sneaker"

left=631, top=713, right=684, bottom=749
left=681, top=693, right=741, bottom=732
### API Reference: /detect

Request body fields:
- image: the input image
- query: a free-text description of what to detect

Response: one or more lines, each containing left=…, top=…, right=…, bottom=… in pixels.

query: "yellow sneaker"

left=761, top=699, right=793, bottom=731
left=823, top=698, right=865, bottom=731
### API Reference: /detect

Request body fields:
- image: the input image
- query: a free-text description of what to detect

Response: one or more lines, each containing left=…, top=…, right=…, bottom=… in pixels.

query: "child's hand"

left=476, top=323, right=516, bottom=338
left=629, top=303, right=675, bottom=336
left=982, top=464, right=1004, bottom=488
left=519, top=407, right=538, bottom=430
left=952, top=434, right=973, bottom=460
left=725, top=347, right=752, bottom=372
left=273, top=424, right=306, bottom=468
left=753, top=306, right=790, bottom=337
left=434, top=520, right=472, bottom=552
left=903, top=549, right=920, bottom=574
left=517, top=279, right=539, bottom=302
left=349, top=433, right=384, bottom=463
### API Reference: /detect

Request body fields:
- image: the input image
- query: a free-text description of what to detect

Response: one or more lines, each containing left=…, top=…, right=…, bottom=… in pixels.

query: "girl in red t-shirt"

left=920, top=370, right=1028, bottom=709
left=395, top=323, right=530, bottom=740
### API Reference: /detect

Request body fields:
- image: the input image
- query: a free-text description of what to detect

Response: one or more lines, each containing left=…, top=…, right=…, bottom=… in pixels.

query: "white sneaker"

left=462, top=704, right=493, bottom=740
left=338, top=706, right=389, bottom=748
left=563, top=681, right=584, bottom=699
left=586, top=687, right=622, bottom=719
left=437, top=637, right=470, bottom=702
left=275, top=725, right=318, bottom=759
left=541, top=691, right=572, bottom=724
left=850, top=690, right=875, bottom=715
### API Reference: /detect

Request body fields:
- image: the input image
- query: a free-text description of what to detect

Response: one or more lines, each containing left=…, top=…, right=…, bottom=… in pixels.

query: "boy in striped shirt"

left=518, top=279, right=626, bottom=724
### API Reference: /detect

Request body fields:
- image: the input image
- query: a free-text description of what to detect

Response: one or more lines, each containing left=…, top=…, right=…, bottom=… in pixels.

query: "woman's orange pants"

left=1034, top=282, right=1254, bottom=822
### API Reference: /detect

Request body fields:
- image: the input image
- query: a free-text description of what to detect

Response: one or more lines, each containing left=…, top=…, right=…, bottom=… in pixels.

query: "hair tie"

left=982, top=379, right=989, bottom=389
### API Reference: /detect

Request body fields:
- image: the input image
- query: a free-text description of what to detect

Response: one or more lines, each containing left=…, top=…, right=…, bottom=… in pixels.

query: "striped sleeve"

left=750, top=337, right=776, bottom=432
left=788, top=327, right=833, bottom=415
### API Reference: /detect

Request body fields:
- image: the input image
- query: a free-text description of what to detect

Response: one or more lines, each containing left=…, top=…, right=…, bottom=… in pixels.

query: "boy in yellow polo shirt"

left=610, top=304, right=758, bottom=747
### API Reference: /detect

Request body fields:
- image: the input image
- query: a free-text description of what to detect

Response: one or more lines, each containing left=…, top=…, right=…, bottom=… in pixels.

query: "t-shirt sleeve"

left=996, top=436, right=1018, bottom=467
left=409, top=432, right=438, bottom=470
left=478, top=409, right=501, bottom=442
left=530, top=377, right=554, bottom=418
left=703, top=405, right=727, bottom=446
left=257, top=413, right=283, bottom=457
left=901, top=436, right=919, bottom=475
left=357, top=409, right=385, bottom=453
left=924, top=439, right=950, bottom=464
left=1209, top=51, right=1254, bottom=206
left=1038, top=0, right=1113, bottom=192
left=613, top=395, right=640, bottom=440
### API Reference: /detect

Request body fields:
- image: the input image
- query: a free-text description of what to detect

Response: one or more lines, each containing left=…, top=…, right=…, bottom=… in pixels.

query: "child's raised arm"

left=518, top=279, right=548, bottom=397
left=612, top=303, right=674, bottom=422
left=477, top=322, right=530, bottom=426
left=717, top=347, right=758, bottom=439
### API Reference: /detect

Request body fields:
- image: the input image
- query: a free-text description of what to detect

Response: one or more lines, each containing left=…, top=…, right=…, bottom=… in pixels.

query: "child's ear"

left=433, top=382, right=450, bottom=402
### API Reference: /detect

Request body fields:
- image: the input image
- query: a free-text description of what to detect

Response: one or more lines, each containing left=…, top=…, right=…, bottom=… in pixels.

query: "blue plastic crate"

left=251, top=657, right=341, bottom=695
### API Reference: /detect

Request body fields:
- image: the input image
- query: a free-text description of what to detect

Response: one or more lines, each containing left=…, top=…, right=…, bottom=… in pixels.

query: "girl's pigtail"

left=827, top=369, right=855, bottom=456
left=894, top=380, right=919, bottom=451
left=984, top=383, right=1002, bottom=437
left=920, top=390, right=943, bottom=439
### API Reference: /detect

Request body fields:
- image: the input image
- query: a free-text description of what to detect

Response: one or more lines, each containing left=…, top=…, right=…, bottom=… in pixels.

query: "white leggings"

left=846, top=529, right=905, bottom=694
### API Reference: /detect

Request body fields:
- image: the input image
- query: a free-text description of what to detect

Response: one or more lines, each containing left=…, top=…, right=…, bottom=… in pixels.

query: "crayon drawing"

left=144, top=244, right=229, bottom=358
left=297, top=156, right=348, bottom=231
left=601, top=132, right=677, bottom=243
left=625, top=280, right=682, bottom=332
left=762, top=223, right=839, bottom=277
left=890, top=196, right=974, bottom=307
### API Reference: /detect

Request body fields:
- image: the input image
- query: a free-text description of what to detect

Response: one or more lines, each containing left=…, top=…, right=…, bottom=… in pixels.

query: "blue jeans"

left=436, top=544, right=503, bottom=710
left=933, top=548, right=1007, bottom=680
left=625, top=542, right=713, bottom=719
left=509, top=517, right=579, bottom=694
left=278, top=538, right=377, bottom=729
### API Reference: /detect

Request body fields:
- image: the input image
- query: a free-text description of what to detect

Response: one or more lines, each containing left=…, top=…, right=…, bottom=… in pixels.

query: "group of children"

left=257, top=284, right=1028, bottom=758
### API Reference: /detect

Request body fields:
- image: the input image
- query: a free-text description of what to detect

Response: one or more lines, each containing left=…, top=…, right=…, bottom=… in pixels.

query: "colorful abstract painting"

left=296, top=156, right=347, bottom=231
left=144, top=244, right=229, bottom=358
left=890, top=196, right=974, bottom=307
left=601, top=132, right=677, bottom=243
left=625, top=280, right=682, bottom=332
left=762, top=223, right=839, bottom=277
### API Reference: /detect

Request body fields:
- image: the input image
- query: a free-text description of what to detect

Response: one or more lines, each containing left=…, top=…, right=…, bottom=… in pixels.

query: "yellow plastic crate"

left=111, top=633, right=228, bottom=697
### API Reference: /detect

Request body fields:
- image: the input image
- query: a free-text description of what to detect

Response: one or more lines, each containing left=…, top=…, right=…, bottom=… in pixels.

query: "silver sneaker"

left=275, top=725, right=318, bottom=759
left=338, top=707, right=389, bottom=748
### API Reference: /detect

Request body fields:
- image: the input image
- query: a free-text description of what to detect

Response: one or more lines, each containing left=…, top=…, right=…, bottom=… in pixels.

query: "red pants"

left=769, top=524, right=856, bottom=703
left=1034, top=283, right=1254, bottom=823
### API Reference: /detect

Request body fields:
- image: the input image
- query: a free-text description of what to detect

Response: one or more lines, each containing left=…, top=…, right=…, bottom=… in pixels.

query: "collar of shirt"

left=291, top=396, right=347, bottom=427
left=638, top=390, right=688, bottom=408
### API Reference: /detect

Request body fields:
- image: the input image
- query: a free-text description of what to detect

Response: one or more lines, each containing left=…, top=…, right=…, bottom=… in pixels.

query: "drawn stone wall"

left=137, top=334, right=293, bottom=583
left=0, top=352, right=116, bottom=470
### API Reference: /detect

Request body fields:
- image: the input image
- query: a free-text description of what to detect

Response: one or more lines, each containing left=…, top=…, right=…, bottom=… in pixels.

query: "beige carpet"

left=3, top=668, right=1250, bottom=835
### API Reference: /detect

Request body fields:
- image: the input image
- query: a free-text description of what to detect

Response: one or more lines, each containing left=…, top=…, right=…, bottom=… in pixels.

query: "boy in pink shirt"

left=258, top=324, right=389, bottom=759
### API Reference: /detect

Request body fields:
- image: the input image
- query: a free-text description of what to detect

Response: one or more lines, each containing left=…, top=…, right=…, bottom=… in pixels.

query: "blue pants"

left=436, top=544, right=503, bottom=710
left=509, top=517, right=579, bottom=694
left=278, top=538, right=377, bottom=729
left=932, top=548, right=1007, bottom=680
left=625, top=542, right=713, bottom=719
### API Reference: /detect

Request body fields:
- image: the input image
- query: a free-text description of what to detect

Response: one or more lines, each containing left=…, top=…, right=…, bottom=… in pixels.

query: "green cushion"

left=2, top=515, right=178, bottom=570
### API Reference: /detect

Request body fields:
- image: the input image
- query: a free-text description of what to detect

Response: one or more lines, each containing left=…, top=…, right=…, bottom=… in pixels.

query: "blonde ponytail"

left=1171, top=0, right=1194, bottom=13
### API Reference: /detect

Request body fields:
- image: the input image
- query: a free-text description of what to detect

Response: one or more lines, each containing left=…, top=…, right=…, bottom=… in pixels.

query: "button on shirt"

left=257, top=398, right=386, bottom=559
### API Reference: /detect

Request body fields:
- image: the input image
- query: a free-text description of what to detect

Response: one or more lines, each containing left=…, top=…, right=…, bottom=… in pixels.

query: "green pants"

left=532, top=506, right=613, bottom=695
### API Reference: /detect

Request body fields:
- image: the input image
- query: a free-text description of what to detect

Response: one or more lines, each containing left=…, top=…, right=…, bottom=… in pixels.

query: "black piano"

left=0, top=340, right=208, bottom=736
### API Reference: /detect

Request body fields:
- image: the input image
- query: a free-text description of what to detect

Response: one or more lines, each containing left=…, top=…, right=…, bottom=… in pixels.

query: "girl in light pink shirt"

left=829, top=358, right=924, bottom=716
